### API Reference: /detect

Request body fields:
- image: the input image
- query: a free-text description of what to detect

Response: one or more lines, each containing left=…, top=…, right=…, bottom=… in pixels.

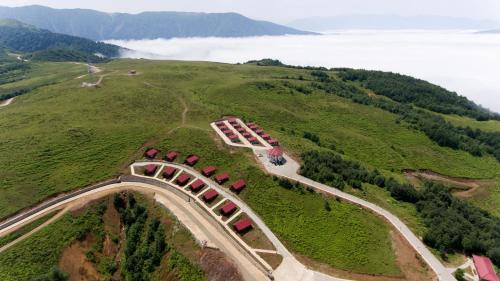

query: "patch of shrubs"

left=299, top=150, right=500, bottom=266
left=114, top=194, right=168, bottom=281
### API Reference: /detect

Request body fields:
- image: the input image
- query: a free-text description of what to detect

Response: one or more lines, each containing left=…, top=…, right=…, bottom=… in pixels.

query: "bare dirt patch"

left=199, top=248, right=243, bottom=281
left=257, top=252, right=283, bottom=269
left=404, top=169, right=496, bottom=198
left=59, top=234, right=99, bottom=281
left=391, top=231, right=436, bottom=281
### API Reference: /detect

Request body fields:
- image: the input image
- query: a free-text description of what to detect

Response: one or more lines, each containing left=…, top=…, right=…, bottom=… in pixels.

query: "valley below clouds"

left=107, top=30, right=500, bottom=113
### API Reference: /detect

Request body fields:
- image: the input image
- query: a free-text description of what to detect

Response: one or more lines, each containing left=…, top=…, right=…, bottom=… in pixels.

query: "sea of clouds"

left=107, top=30, right=500, bottom=113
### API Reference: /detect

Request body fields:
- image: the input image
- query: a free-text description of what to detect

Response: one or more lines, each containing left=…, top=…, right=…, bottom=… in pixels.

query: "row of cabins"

left=215, top=121, right=241, bottom=143
left=143, top=147, right=253, bottom=234
left=246, top=122, right=279, bottom=146
left=145, top=148, right=200, bottom=166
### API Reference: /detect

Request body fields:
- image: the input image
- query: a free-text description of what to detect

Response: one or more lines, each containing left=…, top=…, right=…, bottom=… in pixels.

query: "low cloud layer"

left=108, top=30, right=500, bottom=113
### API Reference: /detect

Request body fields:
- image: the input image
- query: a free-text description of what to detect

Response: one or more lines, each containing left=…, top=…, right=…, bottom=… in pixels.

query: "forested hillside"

left=0, top=19, right=120, bottom=58
left=336, top=68, right=499, bottom=121
left=0, top=5, right=314, bottom=40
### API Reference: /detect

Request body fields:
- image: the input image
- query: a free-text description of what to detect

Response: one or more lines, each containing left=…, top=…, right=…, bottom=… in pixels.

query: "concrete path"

left=212, top=118, right=457, bottom=281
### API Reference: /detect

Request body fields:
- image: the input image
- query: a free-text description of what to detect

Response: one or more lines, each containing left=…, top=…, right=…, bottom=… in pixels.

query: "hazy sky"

left=1, top=0, right=500, bottom=23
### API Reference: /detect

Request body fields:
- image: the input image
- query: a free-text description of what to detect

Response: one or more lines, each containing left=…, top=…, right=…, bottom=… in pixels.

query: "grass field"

left=2, top=59, right=500, bottom=276
left=160, top=128, right=401, bottom=276
left=0, top=210, right=57, bottom=248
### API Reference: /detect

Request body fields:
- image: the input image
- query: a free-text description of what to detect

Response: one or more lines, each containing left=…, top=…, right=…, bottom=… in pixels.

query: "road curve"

left=211, top=118, right=456, bottom=281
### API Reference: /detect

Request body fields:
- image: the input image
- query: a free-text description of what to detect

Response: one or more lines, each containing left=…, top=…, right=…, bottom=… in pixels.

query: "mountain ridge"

left=0, top=5, right=315, bottom=40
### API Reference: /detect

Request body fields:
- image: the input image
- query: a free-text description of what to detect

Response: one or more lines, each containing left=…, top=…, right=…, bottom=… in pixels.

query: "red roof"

left=473, top=255, right=499, bottom=281
left=230, top=179, right=246, bottom=191
left=242, top=132, right=251, bottom=138
left=218, top=125, right=228, bottom=130
left=248, top=125, right=258, bottom=130
left=145, top=148, right=158, bottom=158
left=165, top=151, right=178, bottom=161
left=261, top=134, right=271, bottom=140
left=203, top=189, right=219, bottom=202
left=268, top=139, right=279, bottom=146
left=233, top=218, right=253, bottom=233
left=222, top=129, right=233, bottom=135
left=236, top=127, right=246, bottom=133
left=228, top=134, right=239, bottom=140
left=202, top=166, right=217, bottom=176
left=162, top=166, right=177, bottom=178
left=220, top=202, right=237, bottom=216
left=190, top=179, right=205, bottom=192
left=144, top=164, right=157, bottom=175
left=214, top=172, right=229, bottom=184
left=176, top=174, right=191, bottom=185
left=185, top=155, right=200, bottom=166
left=255, top=129, right=264, bottom=135
left=248, top=137, right=259, bottom=144
left=228, top=118, right=238, bottom=124
left=216, top=121, right=225, bottom=126
left=246, top=122, right=255, bottom=126
left=268, top=147, right=283, bottom=157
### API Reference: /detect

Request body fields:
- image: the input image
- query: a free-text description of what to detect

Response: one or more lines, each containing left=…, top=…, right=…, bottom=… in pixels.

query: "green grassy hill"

left=0, top=59, right=499, bottom=277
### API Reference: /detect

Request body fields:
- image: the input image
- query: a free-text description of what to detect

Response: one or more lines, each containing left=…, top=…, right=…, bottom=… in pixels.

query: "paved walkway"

left=212, top=118, right=457, bottom=281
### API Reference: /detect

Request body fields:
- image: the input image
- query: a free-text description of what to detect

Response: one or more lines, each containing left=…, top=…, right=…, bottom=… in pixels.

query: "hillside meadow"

left=1, top=59, right=499, bottom=276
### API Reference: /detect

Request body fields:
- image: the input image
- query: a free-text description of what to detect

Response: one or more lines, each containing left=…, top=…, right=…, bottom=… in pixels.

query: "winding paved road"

left=212, top=118, right=456, bottom=281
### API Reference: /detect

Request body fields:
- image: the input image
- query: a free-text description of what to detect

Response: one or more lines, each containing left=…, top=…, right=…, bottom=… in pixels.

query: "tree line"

left=334, top=68, right=499, bottom=121
left=114, top=194, right=168, bottom=281
left=299, top=150, right=500, bottom=266
left=309, top=71, right=500, bottom=162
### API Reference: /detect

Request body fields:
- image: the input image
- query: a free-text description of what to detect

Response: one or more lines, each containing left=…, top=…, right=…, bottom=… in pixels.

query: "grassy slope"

left=1, top=59, right=500, bottom=275
left=160, top=128, right=401, bottom=276
left=0, top=61, right=85, bottom=95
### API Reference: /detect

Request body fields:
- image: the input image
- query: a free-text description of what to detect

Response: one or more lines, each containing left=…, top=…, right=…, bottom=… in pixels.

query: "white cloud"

left=108, top=30, right=500, bottom=113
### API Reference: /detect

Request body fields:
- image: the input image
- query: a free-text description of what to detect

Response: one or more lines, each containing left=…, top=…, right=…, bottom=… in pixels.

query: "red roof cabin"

left=145, top=148, right=158, bottom=159
left=248, top=124, right=258, bottom=131
left=242, top=132, right=252, bottom=138
left=220, top=202, right=237, bottom=216
left=233, top=124, right=242, bottom=129
left=230, top=179, right=246, bottom=192
left=162, top=166, right=177, bottom=179
left=214, top=172, right=230, bottom=184
left=473, top=255, right=499, bottom=281
left=165, top=151, right=178, bottom=162
left=236, top=127, right=246, bottom=133
left=248, top=137, right=259, bottom=145
left=268, top=147, right=285, bottom=165
left=261, top=134, right=271, bottom=140
left=176, top=174, right=191, bottom=186
left=222, top=129, right=233, bottom=135
left=228, top=118, right=238, bottom=125
left=190, top=179, right=205, bottom=192
left=202, top=166, right=217, bottom=177
left=218, top=125, right=228, bottom=131
left=228, top=134, right=240, bottom=143
left=255, top=129, right=264, bottom=135
left=203, top=189, right=219, bottom=202
left=233, top=218, right=253, bottom=233
left=268, top=139, right=279, bottom=146
left=185, top=155, right=200, bottom=166
left=215, top=121, right=225, bottom=127
left=144, top=164, right=158, bottom=176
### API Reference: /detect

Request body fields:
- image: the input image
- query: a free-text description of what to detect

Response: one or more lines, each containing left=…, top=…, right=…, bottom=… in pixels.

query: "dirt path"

left=0, top=206, right=69, bottom=253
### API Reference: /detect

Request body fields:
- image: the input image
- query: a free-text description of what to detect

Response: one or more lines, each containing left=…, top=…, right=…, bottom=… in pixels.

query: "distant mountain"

left=0, top=5, right=314, bottom=41
left=0, top=19, right=120, bottom=60
left=289, top=15, right=500, bottom=32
